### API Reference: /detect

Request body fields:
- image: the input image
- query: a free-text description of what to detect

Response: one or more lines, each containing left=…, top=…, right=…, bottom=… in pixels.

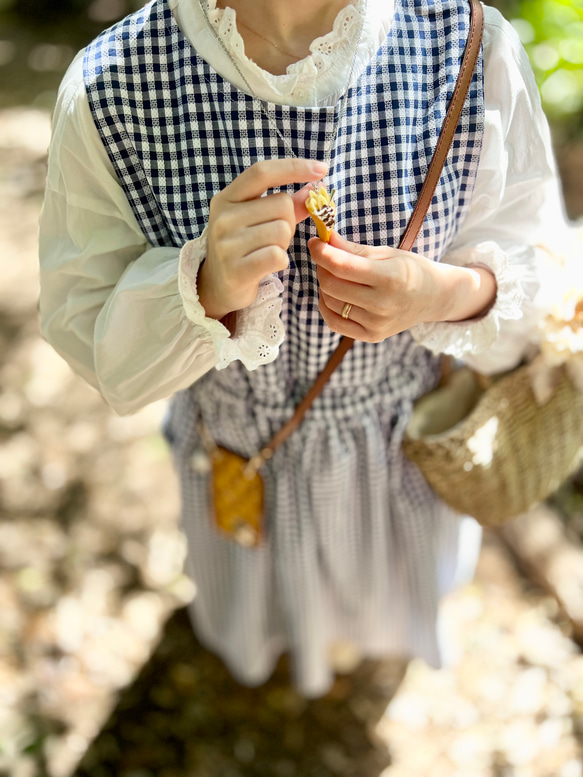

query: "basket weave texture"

left=403, top=364, right=583, bottom=527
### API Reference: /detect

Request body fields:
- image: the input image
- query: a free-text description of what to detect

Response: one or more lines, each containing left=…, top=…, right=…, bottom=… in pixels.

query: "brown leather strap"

left=258, top=0, right=484, bottom=464
left=266, top=335, right=355, bottom=454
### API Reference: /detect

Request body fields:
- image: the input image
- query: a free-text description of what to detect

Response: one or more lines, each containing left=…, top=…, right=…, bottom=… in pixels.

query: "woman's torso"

left=83, top=0, right=484, bottom=450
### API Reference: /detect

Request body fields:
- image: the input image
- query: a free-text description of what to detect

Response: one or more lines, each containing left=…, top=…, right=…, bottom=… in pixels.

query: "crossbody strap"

left=252, top=0, right=485, bottom=469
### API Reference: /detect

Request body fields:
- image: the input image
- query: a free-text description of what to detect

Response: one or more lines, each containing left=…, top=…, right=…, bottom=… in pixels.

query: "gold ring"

left=341, top=302, right=353, bottom=320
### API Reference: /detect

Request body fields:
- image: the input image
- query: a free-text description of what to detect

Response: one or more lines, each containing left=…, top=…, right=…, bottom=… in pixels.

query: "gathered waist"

left=156, top=354, right=443, bottom=462
left=194, top=349, right=441, bottom=422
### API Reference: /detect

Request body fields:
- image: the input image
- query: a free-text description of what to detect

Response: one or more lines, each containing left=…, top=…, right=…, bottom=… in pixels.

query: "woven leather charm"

left=211, top=446, right=264, bottom=547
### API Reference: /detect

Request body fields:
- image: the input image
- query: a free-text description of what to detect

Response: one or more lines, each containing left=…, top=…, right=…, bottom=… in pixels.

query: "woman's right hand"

left=197, top=158, right=328, bottom=320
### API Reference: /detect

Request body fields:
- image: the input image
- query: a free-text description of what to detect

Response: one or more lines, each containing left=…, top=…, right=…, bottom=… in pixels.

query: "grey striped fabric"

left=84, top=0, right=485, bottom=696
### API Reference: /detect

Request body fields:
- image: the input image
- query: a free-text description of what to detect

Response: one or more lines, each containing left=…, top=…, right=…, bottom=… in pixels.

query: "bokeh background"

left=1, top=1, right=583, bottom=776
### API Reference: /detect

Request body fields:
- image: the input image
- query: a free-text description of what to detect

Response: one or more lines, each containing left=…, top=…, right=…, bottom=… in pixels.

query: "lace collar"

left=179, top=0, right=393, bottom=104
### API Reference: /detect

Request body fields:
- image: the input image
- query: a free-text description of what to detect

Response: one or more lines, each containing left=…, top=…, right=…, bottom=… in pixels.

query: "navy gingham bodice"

left=83, top=0, right=484, bottom=428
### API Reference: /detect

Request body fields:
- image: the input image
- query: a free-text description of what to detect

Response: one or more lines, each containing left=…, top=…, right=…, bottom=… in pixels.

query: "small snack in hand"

left=306, top=185, right=336, bottom=243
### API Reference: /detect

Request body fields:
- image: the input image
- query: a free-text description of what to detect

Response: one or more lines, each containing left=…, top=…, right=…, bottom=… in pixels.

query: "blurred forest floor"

left=2, top=2, right=583, bottom=776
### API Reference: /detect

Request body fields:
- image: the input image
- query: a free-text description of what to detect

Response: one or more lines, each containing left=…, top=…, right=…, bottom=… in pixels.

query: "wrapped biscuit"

left=306, top=185, right=336, bottom=243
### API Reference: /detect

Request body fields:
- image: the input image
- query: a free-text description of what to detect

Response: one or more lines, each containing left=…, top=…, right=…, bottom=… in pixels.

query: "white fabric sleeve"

left=410, top=7, right=570, bottom=374
left=39, top=52, right=284, bottom=417
left=178, top=230, right=285, bottom=370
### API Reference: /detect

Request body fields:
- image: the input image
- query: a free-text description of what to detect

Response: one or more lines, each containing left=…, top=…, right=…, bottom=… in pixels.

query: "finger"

left=290, top=183, right=316, bottom=224
left=240, top=220, right=294, bottom=255
left=243, top=244, right=290, bottom=277
left=310, top=237, right=375, bottom=287
left=316, top=264, right=371, bottom=305
left=320, top=290, right=368, bottom=325
left=318, top=293, right=366, bottom=340
left=225, top=158, right=328, bottom=203
left=235, top=192, right=296, bottom=231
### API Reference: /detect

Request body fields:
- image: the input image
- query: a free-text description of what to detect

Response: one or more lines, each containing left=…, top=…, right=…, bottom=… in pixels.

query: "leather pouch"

left=210, top=445, right=264, bottom=548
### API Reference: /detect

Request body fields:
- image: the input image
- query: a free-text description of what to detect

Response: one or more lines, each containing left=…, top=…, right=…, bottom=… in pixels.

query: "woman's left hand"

left=308, top=232, right=497, bottom=343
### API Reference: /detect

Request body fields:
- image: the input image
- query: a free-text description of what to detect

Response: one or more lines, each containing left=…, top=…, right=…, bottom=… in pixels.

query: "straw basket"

left=403, top=363, right=583, bottom=527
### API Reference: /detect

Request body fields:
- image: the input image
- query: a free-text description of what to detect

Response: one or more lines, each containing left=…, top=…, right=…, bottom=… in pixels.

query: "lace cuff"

left=178, top=229, right=285, bottom=371
left=410, top=241, right=527, bottom=358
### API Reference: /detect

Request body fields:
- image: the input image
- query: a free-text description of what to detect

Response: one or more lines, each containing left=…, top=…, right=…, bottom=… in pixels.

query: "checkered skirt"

left=84, top=0, right=485, bottom=696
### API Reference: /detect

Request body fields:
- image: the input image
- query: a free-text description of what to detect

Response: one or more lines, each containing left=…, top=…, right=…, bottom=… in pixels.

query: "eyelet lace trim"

left=410, top=242, right=527, bottom=358
left=178, top=230, right=285, bottom=371
left=200, top=0, right=366, bottom=96
left=216, top=274, right=285, bottom=370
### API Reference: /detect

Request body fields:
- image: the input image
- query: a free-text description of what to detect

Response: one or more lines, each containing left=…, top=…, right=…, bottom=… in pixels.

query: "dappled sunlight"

left=1, top=0, right=583, bottom=774
left=466, top=415, right=500, bottom=468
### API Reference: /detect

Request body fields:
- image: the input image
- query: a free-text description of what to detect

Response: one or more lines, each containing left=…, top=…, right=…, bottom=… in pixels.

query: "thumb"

left=330, top=230, right=393, bottom=260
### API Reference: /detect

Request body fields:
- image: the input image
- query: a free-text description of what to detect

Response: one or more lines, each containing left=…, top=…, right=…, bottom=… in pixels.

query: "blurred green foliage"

left=510, top=0, right=583, bottom=120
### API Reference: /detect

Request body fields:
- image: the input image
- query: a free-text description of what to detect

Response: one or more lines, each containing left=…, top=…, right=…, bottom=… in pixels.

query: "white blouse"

left=39, top=0, right=570, bottom=416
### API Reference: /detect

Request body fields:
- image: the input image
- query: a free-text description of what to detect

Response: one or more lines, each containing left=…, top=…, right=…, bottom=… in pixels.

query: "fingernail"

left=312, top=161, right=328, bottom=176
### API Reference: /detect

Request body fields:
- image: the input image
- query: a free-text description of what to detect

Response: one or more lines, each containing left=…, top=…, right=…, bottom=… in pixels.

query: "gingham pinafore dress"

left=84, top=0, right=485, bottom=696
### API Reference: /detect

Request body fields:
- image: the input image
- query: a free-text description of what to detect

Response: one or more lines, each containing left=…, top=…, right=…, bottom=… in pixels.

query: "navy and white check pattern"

left=84, top=0, right=485, bottom=696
